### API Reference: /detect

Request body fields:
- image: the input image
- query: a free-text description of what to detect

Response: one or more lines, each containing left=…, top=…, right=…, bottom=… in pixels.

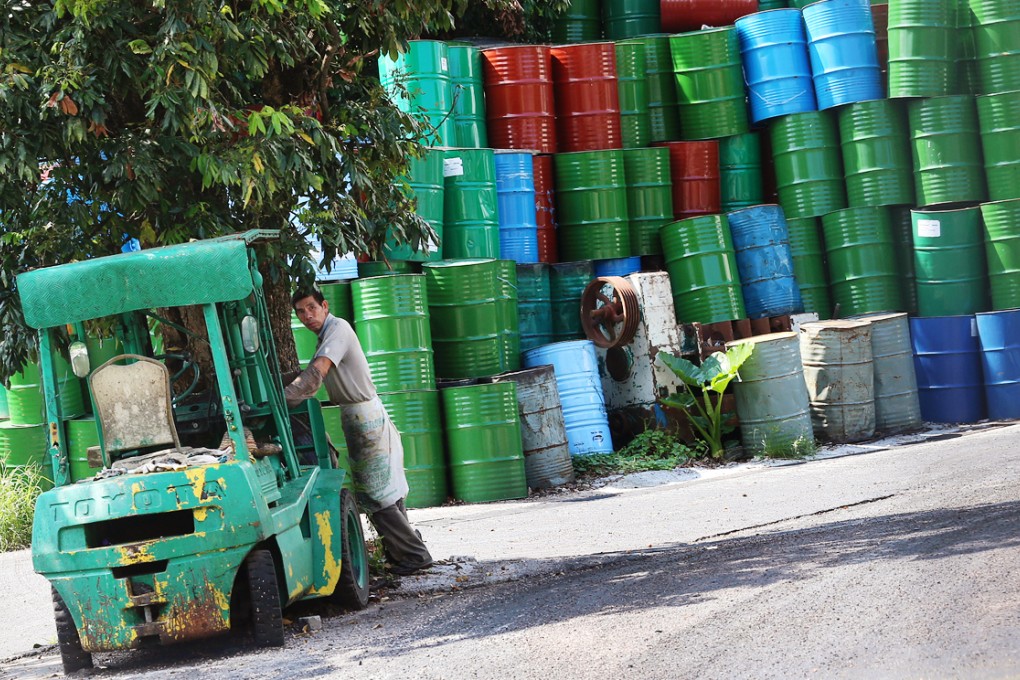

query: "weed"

left=757, top=434, right=817, bottom=460
left=572, top=430, right=702, bottom=480
left=0, top=463, right=46, bottom=552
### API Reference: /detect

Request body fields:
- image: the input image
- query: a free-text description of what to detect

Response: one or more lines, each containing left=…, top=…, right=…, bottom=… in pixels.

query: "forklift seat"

left=89, top=354, right=183, bottom=458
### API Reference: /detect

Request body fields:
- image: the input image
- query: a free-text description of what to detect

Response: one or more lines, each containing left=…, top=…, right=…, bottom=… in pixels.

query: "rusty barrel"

left=488, top=365, right=575, bottom=489
left=799, top=319, right=876, bottom=443
left=660, top=0, right=757, bottom=33
left=654, top=141, right=720, bottom=221
left=481, top=45, right=556, bottom=154
left=849, top=312, right=923, bottom=433
left=533, top=154, right=559, bottom=263
left=670, top=27, right=749, bottom=140
left=661, top=214, right=745, bottom=324
left=727, top=332, right=815, bottom=458
left=551, top=42, right=622, bottom=153
left=554, top=149, right=631, bottom=261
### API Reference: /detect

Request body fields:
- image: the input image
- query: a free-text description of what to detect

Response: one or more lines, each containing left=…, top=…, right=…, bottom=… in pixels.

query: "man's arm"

left=283, top=356, right=335, bottom=408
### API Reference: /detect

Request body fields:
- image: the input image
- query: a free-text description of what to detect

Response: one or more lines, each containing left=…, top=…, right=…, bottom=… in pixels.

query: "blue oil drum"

left=910, top=315, right=986, bottom=423
left=494, top=151, right=539, bottom=263
left=975, top=310, right=1020, bottom=421
left=802, top=0, right=884, bottom=110
left=734, top=9, right=817, bottom=124
left=593, top=257, right=641, bottom=278
left=727, top=204, right=804, bottom=319
left=522, top=340, right=614, bottom=455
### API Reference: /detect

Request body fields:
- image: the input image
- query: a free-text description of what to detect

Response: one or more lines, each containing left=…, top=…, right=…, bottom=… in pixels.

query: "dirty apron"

left=340, top=396, right=409, bottom=514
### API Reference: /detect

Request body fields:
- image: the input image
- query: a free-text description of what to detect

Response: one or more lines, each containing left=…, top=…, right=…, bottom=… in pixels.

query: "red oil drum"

left=481, top=45, right=557, bottom=154
left=660, top=0, right=758, bottom=33
left=533, top=154, right=559, bottom=263
left=654, top=141, right=721, bottom=221
left=550, top=42, right=623, bottom=153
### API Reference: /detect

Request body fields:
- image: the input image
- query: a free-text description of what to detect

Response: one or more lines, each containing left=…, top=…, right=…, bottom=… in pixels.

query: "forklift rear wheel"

left=245, top=549, right=285, bottom=647
left=52, top=588, right=93, bottom=674
left=334, top=488, right=370, bottom=610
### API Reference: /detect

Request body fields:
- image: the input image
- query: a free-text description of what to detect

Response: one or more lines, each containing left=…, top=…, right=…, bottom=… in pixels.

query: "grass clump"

left=572, top=429, right=701, bottom=480
left=0, top=463, right=46, bottom=552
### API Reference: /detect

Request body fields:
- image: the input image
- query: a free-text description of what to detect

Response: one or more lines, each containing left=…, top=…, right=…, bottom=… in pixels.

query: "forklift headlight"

left=241, top=316, right=260, bottom=354
left=69, top=341, right=91, bottom=378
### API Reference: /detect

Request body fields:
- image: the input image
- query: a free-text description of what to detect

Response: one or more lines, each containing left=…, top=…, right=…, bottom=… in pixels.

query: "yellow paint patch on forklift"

left=312, top=510, right=342, bottom=594
left=184, top=467, right=207, bottom=501
left=117, top=543, right=156, bottom=565
left=289, top=581, right=307, bottom=600
left=193, top=506, right=210, bottom=522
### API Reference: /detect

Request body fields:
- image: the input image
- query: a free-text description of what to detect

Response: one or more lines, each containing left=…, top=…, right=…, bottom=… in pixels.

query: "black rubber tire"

left=333, top=488, right=370, bottom=610
left=52, top=588, right=93, bottom=674
left=245, top=549, right=285, bottom=647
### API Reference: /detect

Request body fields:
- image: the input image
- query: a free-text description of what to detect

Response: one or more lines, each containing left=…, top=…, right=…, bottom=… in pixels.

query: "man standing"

left=286, top=289, right=433, bottom=576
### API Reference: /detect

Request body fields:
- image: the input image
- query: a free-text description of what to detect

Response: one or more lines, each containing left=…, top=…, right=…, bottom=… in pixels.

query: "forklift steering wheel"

left=155, top=353, right=201, bottom=405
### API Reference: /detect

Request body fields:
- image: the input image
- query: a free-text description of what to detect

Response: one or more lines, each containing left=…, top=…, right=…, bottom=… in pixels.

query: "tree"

left=0, top=0, right=569, bottom=381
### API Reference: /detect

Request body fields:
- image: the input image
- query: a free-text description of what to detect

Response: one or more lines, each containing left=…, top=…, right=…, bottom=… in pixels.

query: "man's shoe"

left=388, top=560, right=433, bottom=576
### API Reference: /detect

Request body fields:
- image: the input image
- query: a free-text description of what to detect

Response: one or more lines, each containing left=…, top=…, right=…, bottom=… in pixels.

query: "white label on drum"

left=441, top=57, right=448, bottom=71
left=443, top=157, right=464, bottom=177
left=917, top=219, right=941, bottom=238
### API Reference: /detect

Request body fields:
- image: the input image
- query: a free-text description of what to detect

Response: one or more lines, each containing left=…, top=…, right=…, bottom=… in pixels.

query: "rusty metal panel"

left=799, top=319, right=876, bottom=443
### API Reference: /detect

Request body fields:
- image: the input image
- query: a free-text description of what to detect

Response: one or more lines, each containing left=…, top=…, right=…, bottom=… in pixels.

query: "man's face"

left=294, top=296, right=329, bottom=334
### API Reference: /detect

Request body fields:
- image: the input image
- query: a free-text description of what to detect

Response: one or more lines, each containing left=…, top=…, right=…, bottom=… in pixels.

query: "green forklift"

left=18, top=231, right=369, bottom=673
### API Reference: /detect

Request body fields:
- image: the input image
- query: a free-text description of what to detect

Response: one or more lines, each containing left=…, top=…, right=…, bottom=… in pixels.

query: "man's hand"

left=284, top=364, right=324, bottom=408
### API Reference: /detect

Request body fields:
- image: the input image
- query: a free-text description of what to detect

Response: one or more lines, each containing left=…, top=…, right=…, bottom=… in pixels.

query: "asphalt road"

left=4, top=424, right=1020, bottom=679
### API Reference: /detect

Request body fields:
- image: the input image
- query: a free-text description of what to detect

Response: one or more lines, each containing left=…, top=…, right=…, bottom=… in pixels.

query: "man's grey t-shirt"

left=313, top=314, right=377, bottom=405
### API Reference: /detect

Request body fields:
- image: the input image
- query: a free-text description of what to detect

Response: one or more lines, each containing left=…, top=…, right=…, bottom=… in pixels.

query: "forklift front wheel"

left=245, top=549, right=285, bottom=647
left=52, top=588, right=93, bottom=674
left=334, top=488, right=370, bottom=610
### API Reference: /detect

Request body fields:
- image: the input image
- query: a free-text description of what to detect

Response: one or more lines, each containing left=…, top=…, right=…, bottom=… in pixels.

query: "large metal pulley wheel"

left=580, top=276, right=641, bottom=349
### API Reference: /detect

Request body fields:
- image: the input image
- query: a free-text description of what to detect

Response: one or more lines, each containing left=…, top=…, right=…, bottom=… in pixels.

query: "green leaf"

left=127, top=40, right=152, bottom=55
left=662, top=390, right=696, bottom=411
left=658, top=353, right=706, bottom=386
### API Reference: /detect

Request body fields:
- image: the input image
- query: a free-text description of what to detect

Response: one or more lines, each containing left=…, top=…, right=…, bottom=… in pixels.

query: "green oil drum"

left=603, top=0, right=660, bottom=40
left=320, top=405, right=353, bottom=491
left=378, top=40, right=456, bottom=147
left=388, top=148, right=444, bottom=262
left=758, top=0, right=789, bottom=8
left=886, top=0, right=958, bottom=98
left=956, top=3, right=979, bottom=96
left=615, top=41, right=651, bottom=149
left=443, top=148, right=500, bottom=259
left=977, top=91, right=1020, bottom=202
left=496, top=261, right=521, bottom=373
left=821, top=207, right=904, bottom=317
left=0, top=386, right=7, bottom=420
left=8, top=357, right=84, bottom=425
left=719, top=133, right=764, bottom=214
left=726, top=332, right=815, bottom=458
left=516, top=264, right=554, bottom=352
left=622, top=147, right=673, bottom=256
left=65, top=416, right=100, bottom=483
left=549, top=261, right=593, bottom=342
left=670, top=27, right=749, bottom=141
left=981, top=199, right=1020, bottom=310
left=785, top=217, right=832, bottom=318
left=319, top=282, right=353, bottom=321
left=352, top=274, right=436, bottom=393
left=619, top=36, right=681, bottom=143
left=888, top=206, right=919, bottom=315
left=770, top=111, right=847, bottom=220
left=969, top=0, right=1020, bottom=95
left=85, top=336, right=123, bottom=370
left=448, top=44, right=488, bottom=149
left=908, top=95, right=987, bottom=207
left=799, top=320, right=876, bottom=444
left=0, top=421, right=51, bottom=490
left=379, top=390, right=447, bottom=508
left=554, top=150, right=631, bottom=262
left=358, top=260, right=416, bottom=278
left=661, top=215, right=746, bottom=324
left=423, top=259, right=502, bottom=380
left=911, top=206, right=989, bottom=316
left=551, top=0, right=601, bottom=44
left=838, top=99, right=915, bottom=208
left=442, top=381, right=527, bottom=504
